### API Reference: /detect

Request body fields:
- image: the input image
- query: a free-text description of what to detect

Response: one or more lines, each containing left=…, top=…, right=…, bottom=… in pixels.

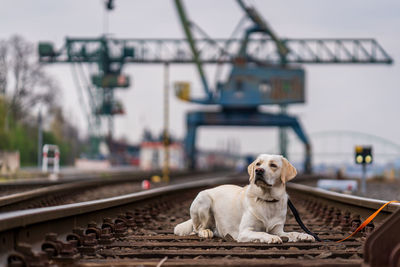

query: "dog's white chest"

left=247, top=198, right=286, bottom=232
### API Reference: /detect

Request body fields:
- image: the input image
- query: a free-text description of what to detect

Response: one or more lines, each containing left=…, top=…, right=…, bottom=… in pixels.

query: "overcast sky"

left=1, top=0, right=399, bottom=159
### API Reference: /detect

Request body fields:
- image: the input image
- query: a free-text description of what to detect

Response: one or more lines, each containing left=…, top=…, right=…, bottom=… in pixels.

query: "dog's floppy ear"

left=247, top=159, right=257, bottom=183
left=280, top=157, right=297, bottom=184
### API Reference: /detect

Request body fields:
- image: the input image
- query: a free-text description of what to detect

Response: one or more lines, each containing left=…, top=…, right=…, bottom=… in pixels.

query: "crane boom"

left=39, top=38, right=392, bottom=65
left=174, top=0, right=211, bottom=98
left=236, top=0, right=289, bottom=59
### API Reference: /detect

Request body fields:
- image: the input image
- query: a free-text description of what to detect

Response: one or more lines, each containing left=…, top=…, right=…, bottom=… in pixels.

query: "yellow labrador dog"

left=174, top=154, right=315, bottom=243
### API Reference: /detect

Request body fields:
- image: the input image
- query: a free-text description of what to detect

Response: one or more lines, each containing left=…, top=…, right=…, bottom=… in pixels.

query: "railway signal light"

left=355, top=145, right=372, bottom=196
left=354, top=146, right=373, bottom=165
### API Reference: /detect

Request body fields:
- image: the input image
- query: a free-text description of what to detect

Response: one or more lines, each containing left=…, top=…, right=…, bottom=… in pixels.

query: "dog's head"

left=247, top=154, right=297, bottom=188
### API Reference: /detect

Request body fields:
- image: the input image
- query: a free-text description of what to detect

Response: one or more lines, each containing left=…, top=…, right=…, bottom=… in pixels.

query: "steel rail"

left=0, top=169, right=164, bottom=188
left=0, top=169, right=225, bottom=192
left=287, top=183, right=400, bottom=221
left=0, top=169, right=151, bottom=199
left=0, top=170, right=229, bottom=212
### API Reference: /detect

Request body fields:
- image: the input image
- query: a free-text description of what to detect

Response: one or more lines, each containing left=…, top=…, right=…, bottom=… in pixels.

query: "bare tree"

left=0, top=40, right=7, bottom=95
left=2, top=35, right=59, bottom=123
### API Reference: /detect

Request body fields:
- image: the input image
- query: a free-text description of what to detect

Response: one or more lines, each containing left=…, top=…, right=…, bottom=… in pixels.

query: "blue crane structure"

left=38, top=0, right=392, bottom=171
left=172, top=0, right=392, bottom=173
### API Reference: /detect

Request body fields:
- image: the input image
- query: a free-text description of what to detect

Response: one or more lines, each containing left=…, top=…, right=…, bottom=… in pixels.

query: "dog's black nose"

left=255, top=168, right=264, bottom=175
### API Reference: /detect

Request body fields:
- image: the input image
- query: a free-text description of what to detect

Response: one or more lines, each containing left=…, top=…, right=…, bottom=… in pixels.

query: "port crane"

left=38, top=0, right=392, bottom=170
left=172, top=0, right=392, bottom=172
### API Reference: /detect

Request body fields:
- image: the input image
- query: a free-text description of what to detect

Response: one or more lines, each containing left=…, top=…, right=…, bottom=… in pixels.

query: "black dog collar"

left=257, top=197, right=280, bottom=203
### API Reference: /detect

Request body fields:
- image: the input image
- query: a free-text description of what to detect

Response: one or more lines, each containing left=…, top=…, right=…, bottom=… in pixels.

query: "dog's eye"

left=269, top=163, right=277, bottom=168
left=256, top=162, right=261, bottom=166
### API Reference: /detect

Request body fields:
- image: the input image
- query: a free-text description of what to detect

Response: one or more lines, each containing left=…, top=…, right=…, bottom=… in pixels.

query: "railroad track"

left=0, top=169, right=218, bottom=195
left=0, top=170, right=227, bottom=213
left=1, top=174, right=399, bottom=266
left=0, top=171, right=139, bottom=198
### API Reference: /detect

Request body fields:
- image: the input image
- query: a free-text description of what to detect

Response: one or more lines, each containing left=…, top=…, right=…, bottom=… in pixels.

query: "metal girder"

left=184, top=110, right=312, bottom=173
left=39, top=38, right=392, bottom=65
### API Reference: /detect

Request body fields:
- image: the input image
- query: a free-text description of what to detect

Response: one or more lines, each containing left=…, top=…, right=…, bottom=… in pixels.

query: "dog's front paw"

left=287, top=232, right=315, bottom=242
left=238, top=233, right=282, bottom=244
left=300, top=233, right=315, bottom=242
left=198, top=229, right=213, bottom=238
left=256, top=234, right=282, bottom=244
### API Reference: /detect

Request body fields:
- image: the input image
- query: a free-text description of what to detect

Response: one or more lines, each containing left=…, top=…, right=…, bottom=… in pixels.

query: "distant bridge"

left=268, top=130, right=400, bottom=165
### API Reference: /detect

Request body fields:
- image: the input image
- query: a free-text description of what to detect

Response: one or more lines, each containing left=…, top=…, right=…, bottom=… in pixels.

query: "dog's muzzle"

left=255, top=175, right=273, bottom=187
